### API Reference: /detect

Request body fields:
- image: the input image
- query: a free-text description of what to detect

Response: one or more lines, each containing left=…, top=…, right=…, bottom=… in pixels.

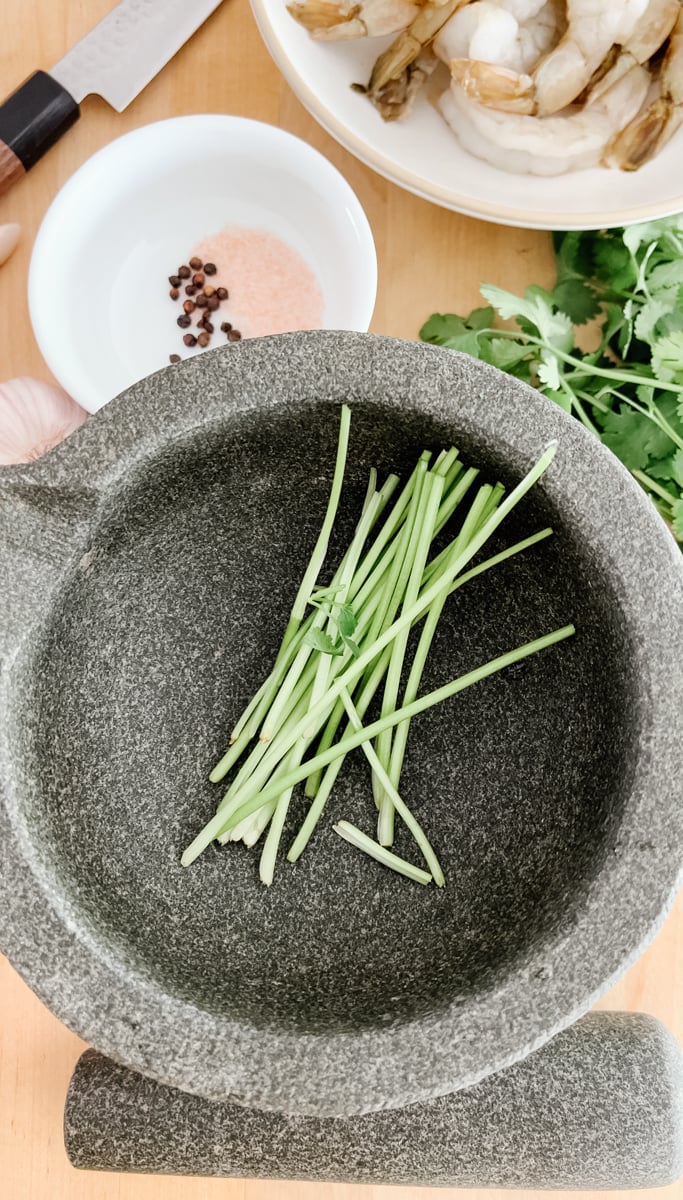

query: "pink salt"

left=192, top=226, right=324, bottom=339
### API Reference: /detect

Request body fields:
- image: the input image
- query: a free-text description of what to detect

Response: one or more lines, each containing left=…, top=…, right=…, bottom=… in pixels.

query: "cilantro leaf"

left=671, top=448, right=683, bottom=488
left=648, top=455, right=678, bottom=481
left=634, top=299, right=673, bottom=347
left=335, top=605, right=357, bottom=638
left=601, top=407, right=656, bottom=470
left=598, top=302, right=627, bottom=350
left=651, top=331, right=683, bottom=382
left=642, top=394, right=683, bottom=460
left=551, top=278, right=600, bottom=325
left=420, top=309, right=494, bottom=347
left=593, top=237, right=635, bottom=293
left=480, top=284, right=574, bottom=351
left=657, top=307, right=683, bottom=337
left=646, top=259, right=683, bottom=295
left=624, top=216, right=683, bottom=257
left=648, top=451, right=683, bottom=487
left=673, top=499, right=683, bottom=540
left=464, top=306, right=496, bottom=331
left=303, top=629, right=344, bottom=657
left=419, top=313, right=465, bottom=345
left=553, top=230, right=596, bottom=280
left=340, top=636, right=360, bottom=658
left=486, top=337, right=533, bottom=371
left=537, top=351, right=562, bottom=390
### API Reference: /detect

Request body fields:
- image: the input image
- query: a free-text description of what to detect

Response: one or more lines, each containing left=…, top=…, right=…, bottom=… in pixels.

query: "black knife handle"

left=0, top=71, right=80, bottom=198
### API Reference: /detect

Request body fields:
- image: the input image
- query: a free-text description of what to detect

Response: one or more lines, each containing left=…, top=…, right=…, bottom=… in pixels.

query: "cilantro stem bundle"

left=183, top=407, right=574, bottom=885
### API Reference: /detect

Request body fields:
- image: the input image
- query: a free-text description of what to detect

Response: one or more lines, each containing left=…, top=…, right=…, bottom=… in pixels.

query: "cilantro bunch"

left=421, top=216, right=683, bottom=544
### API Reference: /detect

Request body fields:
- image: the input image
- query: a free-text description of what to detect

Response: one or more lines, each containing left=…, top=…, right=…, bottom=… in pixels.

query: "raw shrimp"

left=498, top=0, right=565, bottom=61
left=443, top=0, right=679, bottom=116
left=619, top=0, right=681, bottom=61
left=434, top=0, right=563, bottom=112
left=440, top=56, right=650, bottom=173
left=287, top=0, right=421, bottom=39
left=363, top=0, right=467, bottom=108
left=434, top=0, right=561, bottom=73
left=604, top=8, right=683, bottom=167
left=531, top=0, right=664, bottom=115
left=499, top=0, right=551, bottom=17
left=367, top=0, right=467, bottom=90
left=362, top=47, right=440, bottom=118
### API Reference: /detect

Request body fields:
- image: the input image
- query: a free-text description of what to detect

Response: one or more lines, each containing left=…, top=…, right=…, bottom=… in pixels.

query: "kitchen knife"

left=0, top=0, right=224, bottom=198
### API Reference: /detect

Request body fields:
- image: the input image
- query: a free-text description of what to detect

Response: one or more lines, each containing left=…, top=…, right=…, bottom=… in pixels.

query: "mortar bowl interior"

left=1, top=332, right=681, bottom=1116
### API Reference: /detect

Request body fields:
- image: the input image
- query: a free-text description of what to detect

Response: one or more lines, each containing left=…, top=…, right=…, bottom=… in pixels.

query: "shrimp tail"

left=604, top=97, right=682, bottom=169
left=288, top=0, right=420, bottom=40
left=449, top=59, right=535, bottom=113
left=367, top=48, right=440, bottom=119
left=366, top=0, right=465, bottom=97
left=603, top=10, right=683, bottom=170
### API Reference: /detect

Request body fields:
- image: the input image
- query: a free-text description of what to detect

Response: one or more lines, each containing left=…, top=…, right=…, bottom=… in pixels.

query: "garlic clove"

left=0, top=223, right=20, bottom=267
left=0, top=377, right=87, bottom=466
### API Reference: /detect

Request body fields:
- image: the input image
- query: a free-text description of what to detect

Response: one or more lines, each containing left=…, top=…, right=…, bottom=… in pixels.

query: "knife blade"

left=0, top=0, right=224, bottom=198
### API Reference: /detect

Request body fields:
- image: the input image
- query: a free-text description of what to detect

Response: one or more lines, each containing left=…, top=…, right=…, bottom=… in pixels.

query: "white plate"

left=251, top=0, right=683, bottom=230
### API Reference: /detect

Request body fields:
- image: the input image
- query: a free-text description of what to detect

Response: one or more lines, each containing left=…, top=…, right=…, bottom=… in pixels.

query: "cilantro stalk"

left=184, top=408, right=573, bottom=885
left=287, top=527, right=553, bottom=864
left=182, top=623, right=574, bottom=866
left=374, top=470, right=444, bottom=845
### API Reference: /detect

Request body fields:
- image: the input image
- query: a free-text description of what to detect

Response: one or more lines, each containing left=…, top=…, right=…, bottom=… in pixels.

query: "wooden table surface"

left=1, top=2, right=681, bottom=1198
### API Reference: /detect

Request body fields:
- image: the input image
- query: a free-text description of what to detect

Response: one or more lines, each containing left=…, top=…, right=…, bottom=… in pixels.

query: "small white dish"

left=250, top=0, right=683, bottom=231
left=29, top=115, right=377, bottom=413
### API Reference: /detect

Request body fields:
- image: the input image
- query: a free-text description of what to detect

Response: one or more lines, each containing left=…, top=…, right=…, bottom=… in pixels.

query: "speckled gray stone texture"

left=65, top=1013, right=683, bottom=1188
left=1, top=332, right=682, bottom=1118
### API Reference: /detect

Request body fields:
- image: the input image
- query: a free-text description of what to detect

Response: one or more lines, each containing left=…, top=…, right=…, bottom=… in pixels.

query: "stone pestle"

left=65, top=1011, right=683, bottom=1189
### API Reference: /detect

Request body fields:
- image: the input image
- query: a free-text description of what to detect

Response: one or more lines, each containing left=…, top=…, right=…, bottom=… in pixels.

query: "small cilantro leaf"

left=551, top=278, right=600, bottom=325
left=553, top=230, right=595, bottom=280
left=634, top=299, right=672, bottom=347
left=599, top=302, right=627, bottom=350
left=335, top=605, right=357, bottom=638
left=420, top=313, right=465, bottom=345
left=537, top=351, right=562, bottom=390
left=419, top=308, right=494, bottom=347
left=657, top=308, right=683, bottom=337
left=464, top=306, right=496, bottom=331
left=671, top=448, right=683, bottom=488
left=486, top=337, right=533, bottom=371
left=303, top=629, right=344, bottom=656
left=601, top=407, right=654, bottom=470
left=624, top=216, right=683, bottom=257
left=647, top=259, right=683, bottom=295
left=651, top=331, right=683, bottom=382
left=340, top=636, right=360, bottom=658
left=593, top=237, right=635, bottom=292
left=672, top=499, right=683, bottom=540
left=648, top=455, right=677, bottom=481
left=480, top=284, right=574, bottom=351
